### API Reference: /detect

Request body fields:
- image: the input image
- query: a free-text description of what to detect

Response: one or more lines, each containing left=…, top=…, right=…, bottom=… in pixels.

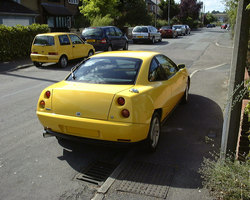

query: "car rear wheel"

left=58, top=55, right=68, bottom=68
left=145, top=112, right=161, bottom=152
left=88, top=50, right=94, bottom=57
left=34, top=62, right=42, bottom=68
left=158, top=36, right=162, bottom=42
left=123, top=42, right=128, bottom=50
left=151, top=37, right=155, bottom=44
left=107, top=45, right=112, bottom=51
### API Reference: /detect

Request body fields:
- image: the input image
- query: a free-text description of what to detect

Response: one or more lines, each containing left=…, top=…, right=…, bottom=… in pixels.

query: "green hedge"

left=0, top=24, right=49, bottom=61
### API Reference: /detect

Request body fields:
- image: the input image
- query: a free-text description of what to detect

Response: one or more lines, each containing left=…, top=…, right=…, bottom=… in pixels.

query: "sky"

left=175, top=0, right=225, bottom=12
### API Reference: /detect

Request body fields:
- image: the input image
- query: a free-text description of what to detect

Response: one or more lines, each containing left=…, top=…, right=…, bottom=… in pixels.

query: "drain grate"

left=116, top=161, right=175, bottom=198
left=75, top=161, right=117, bottom=186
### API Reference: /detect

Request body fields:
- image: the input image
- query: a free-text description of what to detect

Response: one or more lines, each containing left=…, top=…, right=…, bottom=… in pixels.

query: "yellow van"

left=30, top=32, right=95, bottom=68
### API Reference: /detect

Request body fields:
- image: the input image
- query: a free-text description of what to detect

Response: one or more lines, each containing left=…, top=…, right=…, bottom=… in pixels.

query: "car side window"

left=148, top=58, right=167, bottom=81
left=107, top=27, right=116, bottom=36
left=69, top=34, right=83, bottom=44
left=115, top=27, right=123, bottom=36
left=58, top=35, right=70, bottom=45
left=155, top=55, right=178, bottom=79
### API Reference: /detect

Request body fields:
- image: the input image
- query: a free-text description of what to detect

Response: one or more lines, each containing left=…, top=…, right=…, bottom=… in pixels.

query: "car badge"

left=129, top=88, right=139, bottom=93
left=76, top=112, right=81, bottom=117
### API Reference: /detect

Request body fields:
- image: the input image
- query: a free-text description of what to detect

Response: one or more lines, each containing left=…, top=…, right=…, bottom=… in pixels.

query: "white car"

left=132, top=26, right=162, bottom=44
left=173, top=25, right=186, bottom=36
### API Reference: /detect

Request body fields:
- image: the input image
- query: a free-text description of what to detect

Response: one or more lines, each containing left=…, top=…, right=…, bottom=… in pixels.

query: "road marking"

left=190, top=63, right=227, bottom=78
left=0, top=83, right=46, bottom=100
left=215, top=42, right=233, bottom=49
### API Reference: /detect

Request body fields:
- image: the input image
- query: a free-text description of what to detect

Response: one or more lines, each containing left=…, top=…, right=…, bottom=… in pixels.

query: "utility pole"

left=168, top=0, right=170, bottom=25
left=155, top=0, right=158, bottom=27
left=220, top=0, right=250, bottom=158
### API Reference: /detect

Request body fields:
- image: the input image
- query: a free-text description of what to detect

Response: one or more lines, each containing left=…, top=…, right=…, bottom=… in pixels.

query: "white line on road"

left=215, top=42, right=233, bottom=49
left=0, top=83, right=46, bottom=100
left=190, top=63, right=227, bottom=78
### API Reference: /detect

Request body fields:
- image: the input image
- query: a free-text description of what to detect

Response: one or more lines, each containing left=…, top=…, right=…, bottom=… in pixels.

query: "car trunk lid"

left=52, top=81, right=132, bottom=120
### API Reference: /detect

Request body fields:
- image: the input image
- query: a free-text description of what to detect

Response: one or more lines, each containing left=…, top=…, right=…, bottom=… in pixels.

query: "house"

left=0, top=0, right=38, bottom=26
left=213, top=13, right=228, bottom=23
left=145, top=0, right=160, bottom=16
left=1, top=0, right=80, bottom=32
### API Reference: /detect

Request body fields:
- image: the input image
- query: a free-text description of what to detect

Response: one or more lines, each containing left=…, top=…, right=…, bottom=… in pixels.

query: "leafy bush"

left=0, top=24, right=49, bottom=61
left=199, top=153, right=250, bottom=200
left=156, top=19, right=169, bottom=28
left=91, top=14, right=114, bottom=26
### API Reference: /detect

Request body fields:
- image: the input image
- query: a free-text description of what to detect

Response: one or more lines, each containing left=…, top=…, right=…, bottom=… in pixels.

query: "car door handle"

left=73, top=45, right=75, bottom=48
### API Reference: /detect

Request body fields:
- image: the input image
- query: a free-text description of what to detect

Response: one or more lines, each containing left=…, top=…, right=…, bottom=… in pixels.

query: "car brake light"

left=45, top=91, right=51, bottom=98
left=32, top=52, right=38, bottom=54
left=121, top=109, right=130, bottom=118
left=117, top=97, right=125, bottom=106
left=101, top=39, right=107, bottom=44
left=48, top=52, right=58, bottom=55
left=40, top=100, right=45, bottom=108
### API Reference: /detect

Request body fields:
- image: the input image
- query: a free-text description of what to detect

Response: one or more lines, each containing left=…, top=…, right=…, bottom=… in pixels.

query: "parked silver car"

left=132, top=26, right=162, bottom=44
left=173, top=25, right=186, bottom=36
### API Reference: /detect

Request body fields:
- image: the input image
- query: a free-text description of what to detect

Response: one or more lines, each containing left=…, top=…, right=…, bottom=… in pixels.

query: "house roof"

left=0, top=0, right=37, bottom=15
left=41, top=3, right=72, bottom=16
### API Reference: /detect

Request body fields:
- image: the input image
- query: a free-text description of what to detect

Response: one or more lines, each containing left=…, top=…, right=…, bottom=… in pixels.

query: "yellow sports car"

left=37, top=51, right=190, bottom=151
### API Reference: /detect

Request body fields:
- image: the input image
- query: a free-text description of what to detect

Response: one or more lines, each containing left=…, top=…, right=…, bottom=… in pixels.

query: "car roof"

left=36, top=32, right=75, bottom=36
left=91, top=51, right=160, bottom=60
left=86, top=26, right=115, bottom=29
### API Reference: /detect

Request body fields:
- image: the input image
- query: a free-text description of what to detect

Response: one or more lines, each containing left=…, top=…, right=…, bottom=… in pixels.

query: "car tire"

left=58, top=55, right=68, bottom=68
left=107, top=45, right=112, bottom=51
left=151, top=37, right=155, bottom=44
left=123, top=42, right=128, bottom=50
left=145, top=112, right=161, bottom=152
left=181, top=80, right=190, bottom=104
left=88, top=50, right=94, bottom=57
left=33, top=62, right=42, bottom=68
left=158, top=36, right=162, bottom=42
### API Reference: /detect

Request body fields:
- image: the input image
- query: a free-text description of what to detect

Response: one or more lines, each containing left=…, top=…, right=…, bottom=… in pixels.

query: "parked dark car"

left=207, top=24, right=213, bottom=28
left=81, top=26, right=128, bottom=51
left=159, top=26, right=178, bottom=38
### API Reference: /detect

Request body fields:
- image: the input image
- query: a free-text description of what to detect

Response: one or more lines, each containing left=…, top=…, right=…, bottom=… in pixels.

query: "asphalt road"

left=0, top=27, right=233, bottom=200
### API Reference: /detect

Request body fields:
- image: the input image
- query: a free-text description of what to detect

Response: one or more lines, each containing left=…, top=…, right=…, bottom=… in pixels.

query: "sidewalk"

left=0, top=58, right=33, bottom=72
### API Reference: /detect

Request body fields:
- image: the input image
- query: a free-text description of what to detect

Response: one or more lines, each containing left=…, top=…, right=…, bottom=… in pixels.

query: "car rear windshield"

left=173, top=25, right=182, bottom=29
left=133, top=27, right=148, bottom=33
left=67, top=57, right=142, bottom=85
left=161, top=26, right=172, bottom=29
left=34, top=36, right=55, bottom=46
left=82, top=28, right=103, bottom=37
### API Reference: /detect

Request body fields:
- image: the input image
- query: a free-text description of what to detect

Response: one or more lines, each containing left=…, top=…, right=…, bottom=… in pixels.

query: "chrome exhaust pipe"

left=43, top=130, right=54, bottom=138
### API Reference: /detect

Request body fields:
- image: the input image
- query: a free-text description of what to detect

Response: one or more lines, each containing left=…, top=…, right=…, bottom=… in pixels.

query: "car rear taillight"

left=101, top=39, right=107, bottom=44
left=121, top=109, right=130, bottom=118
left=32, top=52, right=38, bottom=54
left=40, top=100, right=45, bottom=108
left=45, top=91, right=51, bottom=98
left=48, top=52, right=58, bottom=55
left=117, top=97, right=125, bottom=106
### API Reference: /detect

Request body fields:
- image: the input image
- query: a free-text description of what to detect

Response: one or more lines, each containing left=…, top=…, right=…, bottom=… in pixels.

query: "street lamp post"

left=168, top=0, right=170, bottom=25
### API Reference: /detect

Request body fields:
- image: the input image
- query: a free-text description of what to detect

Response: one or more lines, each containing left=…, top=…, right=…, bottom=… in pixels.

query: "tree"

left=116, top=0, right=152, bottom=26
left=223, top=0, right=238, bottom=33
left=79, top=0, right=119, bottom=24
left=204, top=13, right=217, bottom=24
left=179, top=0, right=202, bottom=23
left=158, top=0, right=179, bottom=21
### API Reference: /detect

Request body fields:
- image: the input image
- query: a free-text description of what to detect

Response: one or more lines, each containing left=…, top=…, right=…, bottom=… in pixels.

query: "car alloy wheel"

left=181, top=81, right=189, bottom=104
left=151, top=37, right=155, bottom=44
left=146, top=112, right=161, bottom=152
left=59, top=56, right=68, bottom=68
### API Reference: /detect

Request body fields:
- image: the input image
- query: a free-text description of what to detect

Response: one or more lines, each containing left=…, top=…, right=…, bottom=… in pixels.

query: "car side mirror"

left=177, top=64, right=185, bottom=69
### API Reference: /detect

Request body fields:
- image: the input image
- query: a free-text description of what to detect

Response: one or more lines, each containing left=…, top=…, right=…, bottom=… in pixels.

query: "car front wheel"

left=181, top=81, right=190, bottom=104
left=151, top=37, right=155, bottom=44
left=88, top=50, right=94, bottom=57
left=123, top=42, right=128, bottom=50
left=58, top=55, right=68, bottom=68
left=145, top=112, right=161, bottom=152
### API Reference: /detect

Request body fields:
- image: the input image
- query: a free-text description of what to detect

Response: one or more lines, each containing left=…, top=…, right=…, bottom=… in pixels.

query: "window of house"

left=47, top=17, right=54, bottom=28
left=68, top=0, right=79, bottom=4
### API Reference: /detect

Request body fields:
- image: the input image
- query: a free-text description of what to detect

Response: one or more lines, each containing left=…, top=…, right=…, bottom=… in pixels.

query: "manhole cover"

left=75, top=161, right=117, bottom=186
left=116, top=161, right=175, bottom=198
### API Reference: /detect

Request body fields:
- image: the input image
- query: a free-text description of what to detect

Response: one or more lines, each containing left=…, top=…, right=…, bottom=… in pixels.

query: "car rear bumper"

left=30, top=54, right=59, bottom=63
left=37, top=111, right=150, bottom=143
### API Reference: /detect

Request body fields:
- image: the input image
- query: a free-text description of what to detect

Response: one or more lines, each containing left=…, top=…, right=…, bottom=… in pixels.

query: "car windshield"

left=133, top=27, right=148, bottom=33
left=34, top=36, right=54, bottom=46
left=82, top=28, right=103, bottom=37
left=67, top=57, right=142, bottom=84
